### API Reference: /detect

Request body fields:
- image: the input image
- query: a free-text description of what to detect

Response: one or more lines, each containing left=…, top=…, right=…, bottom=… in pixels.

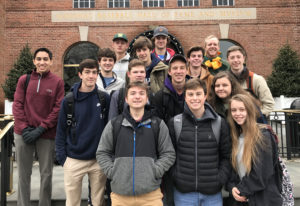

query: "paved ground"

left=5, top=158, right=300, bottom=205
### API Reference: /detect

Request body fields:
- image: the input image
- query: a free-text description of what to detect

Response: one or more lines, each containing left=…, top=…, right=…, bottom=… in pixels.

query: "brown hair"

left=133, top=36, right=153, bottom=51
left=184, top=78, right=207, bottom=95
left=128, top=59, right=146, bottom=72
left=228, top=94, right=267, bottom=174
left=97, top=48, right=116, bottom=62
left=226, top=45, right=247, bottom=62
left=78, top=59, right=99, bottom=74
left=125, top=81, right=149, bottom=97
left=207, top=72, right=248, bottom=110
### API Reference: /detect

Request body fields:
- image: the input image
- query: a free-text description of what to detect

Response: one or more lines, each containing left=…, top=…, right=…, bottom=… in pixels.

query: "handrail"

left=0, top=119, right=14, bottom=206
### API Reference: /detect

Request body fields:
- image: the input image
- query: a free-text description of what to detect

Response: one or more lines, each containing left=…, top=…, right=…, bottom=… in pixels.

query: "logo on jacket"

left=46, top=89, right=53, bottom=94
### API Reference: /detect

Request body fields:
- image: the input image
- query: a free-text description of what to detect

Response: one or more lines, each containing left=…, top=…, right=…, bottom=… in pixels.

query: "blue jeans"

left=174, top=188, right=222, bottom=206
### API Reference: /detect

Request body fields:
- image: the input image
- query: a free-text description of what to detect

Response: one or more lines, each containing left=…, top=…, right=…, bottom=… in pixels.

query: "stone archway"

left=63, top=42, right=99, bottom=92
left=219, top=39, right=244, bottom=59
left=127, top=30, right=184, bottom=57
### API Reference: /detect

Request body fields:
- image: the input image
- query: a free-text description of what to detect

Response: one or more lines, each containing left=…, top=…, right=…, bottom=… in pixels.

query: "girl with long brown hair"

left=226, top=94, right=282, bottom=206
left=207, top=71, right=266, bottom=123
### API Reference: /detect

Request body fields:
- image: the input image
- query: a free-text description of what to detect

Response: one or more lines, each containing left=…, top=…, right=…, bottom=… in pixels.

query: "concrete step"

left=4, top=159, right=300, bottom=205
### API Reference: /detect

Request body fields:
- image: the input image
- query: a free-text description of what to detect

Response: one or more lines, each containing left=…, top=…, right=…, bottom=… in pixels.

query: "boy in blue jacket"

left=55, top=59, right=110, bottom=206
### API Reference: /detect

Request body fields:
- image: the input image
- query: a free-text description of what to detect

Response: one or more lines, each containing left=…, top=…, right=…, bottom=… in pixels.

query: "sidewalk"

left=6, top=158, right=300, bottom=204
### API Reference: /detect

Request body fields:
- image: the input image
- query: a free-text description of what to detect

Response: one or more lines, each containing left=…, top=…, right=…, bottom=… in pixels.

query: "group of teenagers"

left=12, top=25, right=284, bottom=206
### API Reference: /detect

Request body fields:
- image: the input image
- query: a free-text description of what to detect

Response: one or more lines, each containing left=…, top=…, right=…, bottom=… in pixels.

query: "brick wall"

left=0, top=0, right=299, bottom=110
left=0, top=0, right=5, bottom=112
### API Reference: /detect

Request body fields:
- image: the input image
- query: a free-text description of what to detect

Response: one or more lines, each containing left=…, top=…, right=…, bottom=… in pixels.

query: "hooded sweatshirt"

left=96, top=106, right=175, bottom=196
left=55, top=82, right=109, bottom=166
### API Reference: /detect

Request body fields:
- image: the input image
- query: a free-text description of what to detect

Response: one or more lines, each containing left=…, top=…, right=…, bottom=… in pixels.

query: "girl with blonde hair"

left=226, top=94, right=282, bottom=206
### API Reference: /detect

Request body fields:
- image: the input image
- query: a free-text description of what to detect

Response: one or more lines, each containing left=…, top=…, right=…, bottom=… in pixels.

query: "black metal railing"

left=270, top=111, right=300, bottom=160
left=0, top=119, right=14, bottom=206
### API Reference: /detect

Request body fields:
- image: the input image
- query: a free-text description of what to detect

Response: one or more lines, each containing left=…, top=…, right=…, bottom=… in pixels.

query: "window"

left=142, top=0, right=164, bottom=7
left=73, top=0, right=95, bottom=8
left=108, top=0, right=130, bottom=8
left=212, top=0, right=234, bottom=6
left=178, top=0, right=199, bottom=7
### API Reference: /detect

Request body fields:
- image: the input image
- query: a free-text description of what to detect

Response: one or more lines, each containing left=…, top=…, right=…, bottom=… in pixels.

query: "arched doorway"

left=127, top=30, right=184, bottom=57
left=219, top=39, right=244, bottom=60
left=63, top=42, right=99, bottom=92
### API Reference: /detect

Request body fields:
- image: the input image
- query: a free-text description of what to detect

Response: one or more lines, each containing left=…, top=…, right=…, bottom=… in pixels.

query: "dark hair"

left=184, top=78, right=207, bottom=95
left=97, top=48, right=116, bottom=62
left=78, top=59, right=99, bottom=74
left=125, top=81, right=149, bottom=97
left=207, top=71, right=247, bottom=110
left=187, top=46, right=205, bottom=58
left=133, top=36, right=153, bottom=51
left=33, top=48, right=53, bottom=60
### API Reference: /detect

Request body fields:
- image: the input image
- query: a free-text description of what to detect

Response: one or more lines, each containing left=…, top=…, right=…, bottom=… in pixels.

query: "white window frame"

left=177, top=0, right=199, bottom=7
left=212, top=0, right=234, bottom=6
left=142, top=0, right=165, bottom=8
left=73, top=0, right=95, bottom=8
left=108, top=0, right=130, bottom=8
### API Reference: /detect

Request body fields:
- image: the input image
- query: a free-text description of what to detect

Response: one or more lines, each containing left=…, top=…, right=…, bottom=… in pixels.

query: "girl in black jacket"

left=226, top=94, right=282, bottom=206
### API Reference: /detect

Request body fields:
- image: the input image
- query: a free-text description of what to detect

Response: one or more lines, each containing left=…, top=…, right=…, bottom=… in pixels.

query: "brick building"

left=0, top=0, right=299, bottom=112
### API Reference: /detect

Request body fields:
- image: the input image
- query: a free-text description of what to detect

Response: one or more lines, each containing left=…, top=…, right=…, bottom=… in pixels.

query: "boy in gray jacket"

left=96, top=81, right=175, bottom=206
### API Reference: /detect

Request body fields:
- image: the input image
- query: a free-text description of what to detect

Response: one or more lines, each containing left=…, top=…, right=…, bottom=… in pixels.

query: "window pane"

left=160, top=0, right=164, bottom=6
left=178, top=0, right=182, bottom=6
left=149, top=1, right=153, bottom=7
left=125, top=1, right=130, bottom=7
left=195, top=0, right=199, bottom=6
left=74, top=2, right=78, bottom=8
left=80, top=2, right=84, bottom=7
left=109, top=2, right=113, bottom=7
left=91, top=2, right=95, bottom=7
left=143, top=0, right=147, bottom=7
left=154, top=0, right=158, bottom=6
left=229, top=0, right=233, bottom=5
left=224, top=0, right=228, bottom=5
left=120, top=1, right=124, bottom=7
left=212, top=0, right=217, bottom=6
left=218, top=0, right=222, bottom=5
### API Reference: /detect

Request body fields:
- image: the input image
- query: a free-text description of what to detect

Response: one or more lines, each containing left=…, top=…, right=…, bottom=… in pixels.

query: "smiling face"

left=188, top=50, right=204, bottom=68
left=230, top=99, right=247, bottom=126
left=99, top=57, right=115, bottom=74
left=136, top=46, right=151, bottom=65
left=78, top=68, right=98, bottom=92
left=205, top=38, right=220, bottom=58
left=33, top=51, right=53, bottom=74
left=168, top=60, right=187, bottom=84
left=185, top=87, right=207, bottom=114
left=127, top=65, right=146, bottom=83
left=125, top=86, right=148, bottom=110
left=228, top=50, right=246, bottom=75
left=214, top=77, right=232, bottom=100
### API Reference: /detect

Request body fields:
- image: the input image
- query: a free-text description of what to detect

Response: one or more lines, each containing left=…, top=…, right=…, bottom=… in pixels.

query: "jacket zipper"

left=37, top=74, right=42, bottom=93
left=195, top=125, right=198, bottom=191
left=132, top=130, right=136, bottom=195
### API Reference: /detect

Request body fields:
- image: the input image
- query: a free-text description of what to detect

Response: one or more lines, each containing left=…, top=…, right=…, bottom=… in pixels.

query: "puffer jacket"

left=168, top=103, right=232, bottom=195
